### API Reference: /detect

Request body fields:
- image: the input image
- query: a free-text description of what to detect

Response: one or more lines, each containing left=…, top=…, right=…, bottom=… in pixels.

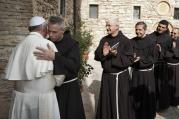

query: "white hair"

left=105, top=18, right=119, bottom=26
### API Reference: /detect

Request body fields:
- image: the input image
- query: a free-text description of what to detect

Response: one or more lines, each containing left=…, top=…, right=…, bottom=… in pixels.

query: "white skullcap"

left=29, top=16, right=46, bottom=27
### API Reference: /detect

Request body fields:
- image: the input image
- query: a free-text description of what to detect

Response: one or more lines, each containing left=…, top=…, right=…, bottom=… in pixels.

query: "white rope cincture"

left=63, top=78, right=77, bottom=84
left=116, top=73, right=119, bottom=119
left=110, top=69, right=128, bottom=119
left=132, top=65, right=154, bottom=72
left=167, top=62, right=179, bottom=66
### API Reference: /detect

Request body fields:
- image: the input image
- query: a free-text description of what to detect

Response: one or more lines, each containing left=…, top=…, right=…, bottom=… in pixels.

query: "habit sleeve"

left=136, top=46, right=154, bottom=68
left=165, top=38, right=174, bottom=58
left=94, top=39, right=106, bottom=62
left=111, top=39, right=134, bottom=68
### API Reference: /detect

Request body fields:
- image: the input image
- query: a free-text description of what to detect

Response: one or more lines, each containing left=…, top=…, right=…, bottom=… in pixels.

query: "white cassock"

left=5, top=32, right=64, bottom=119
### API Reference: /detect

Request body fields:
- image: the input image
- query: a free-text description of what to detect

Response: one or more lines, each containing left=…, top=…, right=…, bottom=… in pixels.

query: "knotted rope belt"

left=109, top=69, right=128, bottom=119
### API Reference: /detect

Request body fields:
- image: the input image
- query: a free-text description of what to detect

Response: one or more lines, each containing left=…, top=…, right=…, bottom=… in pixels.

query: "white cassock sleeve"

left=54, top=75, right=65, bottom=87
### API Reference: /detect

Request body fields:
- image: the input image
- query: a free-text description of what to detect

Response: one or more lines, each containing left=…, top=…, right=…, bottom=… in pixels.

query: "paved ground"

left=155, top=106, right=179, bottom=119
left=0, top=79, right=179, bottom=119
left=82, top=80, right=179, bottom=119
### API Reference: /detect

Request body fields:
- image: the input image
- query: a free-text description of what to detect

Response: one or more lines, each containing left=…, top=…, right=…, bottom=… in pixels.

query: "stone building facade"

left=81, top=0, right=179, bottom=46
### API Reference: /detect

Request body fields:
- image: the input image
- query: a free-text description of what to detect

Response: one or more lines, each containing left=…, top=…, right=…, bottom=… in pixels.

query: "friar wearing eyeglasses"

left=94, top=18, right=135, bottom=119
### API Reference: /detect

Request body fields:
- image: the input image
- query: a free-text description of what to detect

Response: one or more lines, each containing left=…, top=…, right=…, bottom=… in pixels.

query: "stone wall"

left=0, top=1, right=32, bottom=118
left=32, top=0, right=75, bottom=30
left=0, top=0, right=32, bottom=73
left=65, top=0, right=74, bottom=27
left=32, top=0, right=58, bottom=18
left=81, top=0, right=179, bottom=45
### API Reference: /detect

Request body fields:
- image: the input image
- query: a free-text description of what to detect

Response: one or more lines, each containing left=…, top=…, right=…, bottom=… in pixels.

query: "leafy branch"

left=67, top=22, right=94, bottom=81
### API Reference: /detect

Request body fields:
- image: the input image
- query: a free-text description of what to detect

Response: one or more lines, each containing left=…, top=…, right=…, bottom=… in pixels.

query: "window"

left=133, top=6, right=141, bottom=19
left=60, top=0, right=65, bottom=16
left=174, top=8, right=179, bottom=19
left=89, top=4, right=98, bottom=18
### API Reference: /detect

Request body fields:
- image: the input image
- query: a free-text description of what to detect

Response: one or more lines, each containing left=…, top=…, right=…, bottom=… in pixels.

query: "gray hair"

left=106, top=18, right=119, bottom=26
left=48, top=16, right=65, bottom=30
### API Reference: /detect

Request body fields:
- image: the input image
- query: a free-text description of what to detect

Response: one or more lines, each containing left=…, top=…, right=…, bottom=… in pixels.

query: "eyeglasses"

left=171, top=32, right=176, bottom=34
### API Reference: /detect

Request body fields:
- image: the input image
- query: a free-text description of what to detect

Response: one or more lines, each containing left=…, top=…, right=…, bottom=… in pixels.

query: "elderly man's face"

left=106, top=21, right=119, bottom=35
left=135, top=24, right=146, bottom=38
left=171, top=29, right=179, bottom=40
left=48, top=23, right=64, bottom=42
left=157, top=23, right=168, bottom=34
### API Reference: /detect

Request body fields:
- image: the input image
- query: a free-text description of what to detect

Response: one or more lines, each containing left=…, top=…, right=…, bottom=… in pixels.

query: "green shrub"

left=74, top=29, right=94, bottom=81
left=68, top=22, right=94, bottom=82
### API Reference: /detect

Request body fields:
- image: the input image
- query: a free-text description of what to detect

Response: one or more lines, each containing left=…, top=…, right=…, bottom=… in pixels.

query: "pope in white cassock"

left=4, top=16, right=64, bottom=119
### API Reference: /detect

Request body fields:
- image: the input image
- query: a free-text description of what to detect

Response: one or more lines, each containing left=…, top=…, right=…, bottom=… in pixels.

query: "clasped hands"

left=103, top=42, right=117, bottom=56
left=156, top=43, right=162, bottom=52
left=133, top=53, right=140, bottom=62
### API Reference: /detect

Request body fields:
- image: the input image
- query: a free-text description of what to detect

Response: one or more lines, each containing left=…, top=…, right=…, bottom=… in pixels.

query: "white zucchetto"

left=29, top=16, right=46, bottom=27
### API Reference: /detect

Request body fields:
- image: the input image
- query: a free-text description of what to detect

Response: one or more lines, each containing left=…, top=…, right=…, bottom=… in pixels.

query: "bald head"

left=171, top=27, right=179, bottom=40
